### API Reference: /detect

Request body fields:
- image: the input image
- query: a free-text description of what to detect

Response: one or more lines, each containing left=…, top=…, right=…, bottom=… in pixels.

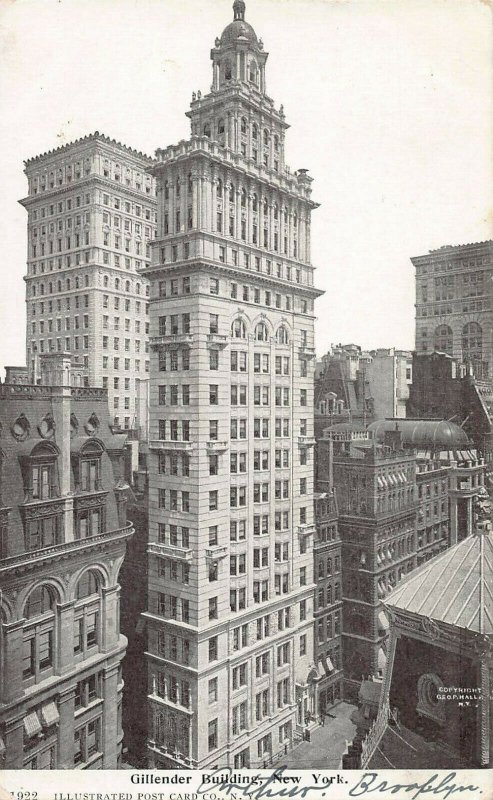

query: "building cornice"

left=23, top=132, right=154, bottom=169
left=145, top=258, right=324, bottom=300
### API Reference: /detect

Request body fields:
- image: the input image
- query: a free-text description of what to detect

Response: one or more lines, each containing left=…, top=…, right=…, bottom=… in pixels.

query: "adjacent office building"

left=143, top=0, right=323, bottom=768
left=0, top=353, right=133, bottom=769
left=413, top=240, right=493, bottom=380
left=20, top=133, right=157, bottom=432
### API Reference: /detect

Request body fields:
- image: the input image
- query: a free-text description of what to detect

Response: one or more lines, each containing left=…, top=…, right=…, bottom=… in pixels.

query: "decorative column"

left=1, top=619, right=25, bottom=704
left=4, top=715, right=24, bottom=769
left=57, top=600, right=75, bottom=674
left=211, top=175, right=217, bottom=233
left=101, top=585, right=121, bottom=652
left=247, top=191, right=254, bottom=244
left=57, top=685, right=76, bottom=768
left=192, top=173, right=200, bottom=230
left=101, top=662, right=120, bottom=768
left=236, top=187, right=242, bottom=241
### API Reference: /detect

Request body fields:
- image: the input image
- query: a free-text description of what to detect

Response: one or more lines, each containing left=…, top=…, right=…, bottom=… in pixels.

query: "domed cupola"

left=210, top=1, right=268, bottom=93
left=220, top=1, right=258, bottom=47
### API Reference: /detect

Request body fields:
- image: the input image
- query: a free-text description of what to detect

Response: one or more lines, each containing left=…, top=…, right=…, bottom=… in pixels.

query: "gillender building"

left=345, top=495, right=493, bottom=769
left=143, top=0, right=323, bottom=769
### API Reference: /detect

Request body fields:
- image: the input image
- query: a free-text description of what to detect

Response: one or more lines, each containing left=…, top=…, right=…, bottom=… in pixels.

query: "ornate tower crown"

left=210, top=1, right=268, bottom=93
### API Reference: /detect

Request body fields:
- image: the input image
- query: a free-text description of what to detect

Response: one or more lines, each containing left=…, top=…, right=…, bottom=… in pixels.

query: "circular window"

left=11, top=414, right=30, bottom=441
left=38, top=415, right=55, bottom=439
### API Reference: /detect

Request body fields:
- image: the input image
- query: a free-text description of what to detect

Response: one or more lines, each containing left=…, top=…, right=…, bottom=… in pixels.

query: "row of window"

left=155, top=416, right=310, bottom=441
left=31, top=296, right=147, bottom=318
left=102, top=336, right=147, bottom=352
left=157, top=276, right=312, bottom=314
left=316, top=583, right=341, bottom=609
left=316, top=611, right=342, bottom=642
left=156, top=347, right=308, bottom=376
left=155, top=511, right=309, bottom=548
left=101, top=191, right=156, bottom=220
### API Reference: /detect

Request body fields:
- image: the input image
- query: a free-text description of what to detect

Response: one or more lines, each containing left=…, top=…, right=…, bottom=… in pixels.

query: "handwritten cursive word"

left=349, top=772, right=481, bottom=800
left=197, top=766, right=328, bottom=800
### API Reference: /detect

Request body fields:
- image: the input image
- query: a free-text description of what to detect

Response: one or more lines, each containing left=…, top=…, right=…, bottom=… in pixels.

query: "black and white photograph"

left=0, top=0, right=491, bottom=791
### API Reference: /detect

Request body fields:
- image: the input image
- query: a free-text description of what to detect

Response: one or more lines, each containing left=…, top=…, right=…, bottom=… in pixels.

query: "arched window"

left=136, top=282, right=141, bottom=295
left=252, top=193, right=258, bottom=212
left=229, top=183, right=235, bottom=203
left=74, top=570, right=101, bottom=660
left=252, top=123, right=258, bottom=141
left=84, top=275, right=89, bottom=287
left=263, top=199, right=268, bottom=217
left=164, top=180, right=169, bottom=199
left=255, top=322, right=269, bottom=342
left=434, top=325, right=453, bottom=355
left=57, top=280, right=62, bottom=292
left=188, top=172, right=193, bottom=193
left=115, top=278, right=120, bottom=290
left=263, top=129, right=270, bottom=147
left=103, top=275, right=109, bottom=287
left=217, top=119, right=225, bottom=144
left=241, top=117, right=247, bottom=135
left=241, top=188, right=247, bottom=208
left=217, top=178, right=223, bottom=197
left=249, top=60, right=258, bottom=84
left=125, top=280, right=130, bottom=292
left=75, top=276, right=80, bottom=289
left=276, top=325, right=289, bottom=345
left=23, top=585, right=56, bottom=684
left=203, top=122, right=211, bottom=138
left=274, top=135, right=280, bottom=152
left=76, top=570, right=99, bottom=600
left=462, top=322, right=483, bottom=363
left=231, top=319, right=247, bottom=339
left=24, top=585, right=55, bottom=619
left=175, top=177, right=180, bottom=198
left=274, top=203, right=279, bottom=220
left=224, top=59, right=232, bottom=81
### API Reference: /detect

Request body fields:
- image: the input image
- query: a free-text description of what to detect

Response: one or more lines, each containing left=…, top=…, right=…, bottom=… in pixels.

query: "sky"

left=0, top=0, right=491, bottom=370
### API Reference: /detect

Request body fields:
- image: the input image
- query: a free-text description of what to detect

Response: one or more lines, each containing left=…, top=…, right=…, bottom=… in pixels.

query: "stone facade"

left=312, top=490, right=343, bottom=715
left=328, top=432, right=418, bottom=701
left=0, top=355, right=133, bottom=769
left=20, top=133, right=157, bottom=434
left=413, top=240, right=493, bottom=381
left=143, top=0, right=323, bottom=769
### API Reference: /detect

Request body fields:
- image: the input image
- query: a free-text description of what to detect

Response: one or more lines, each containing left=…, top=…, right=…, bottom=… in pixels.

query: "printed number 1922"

left=11, top=793, right=38, bottom=799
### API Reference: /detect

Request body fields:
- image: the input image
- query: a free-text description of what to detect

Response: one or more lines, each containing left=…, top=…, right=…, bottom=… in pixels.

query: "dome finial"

left=233, top=0, right=246, bottom=21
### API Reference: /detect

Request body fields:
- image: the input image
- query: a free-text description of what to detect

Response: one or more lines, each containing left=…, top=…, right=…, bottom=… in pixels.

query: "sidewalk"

left=272, top=702, right=358, bottom=770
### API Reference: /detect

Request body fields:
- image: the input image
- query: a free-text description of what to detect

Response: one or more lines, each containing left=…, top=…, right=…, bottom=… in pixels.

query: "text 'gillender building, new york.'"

left=142, top=0, right=324, bottom=768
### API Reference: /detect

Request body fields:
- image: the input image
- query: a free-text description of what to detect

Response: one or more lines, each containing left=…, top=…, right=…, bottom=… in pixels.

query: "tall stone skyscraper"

left=143, top=0, right=323, bottom=768
left=20, top=134, right=157, bottom=433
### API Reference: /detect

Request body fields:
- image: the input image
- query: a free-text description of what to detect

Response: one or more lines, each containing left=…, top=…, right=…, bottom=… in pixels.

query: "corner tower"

left=144, top=1, right=324, bottom=768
